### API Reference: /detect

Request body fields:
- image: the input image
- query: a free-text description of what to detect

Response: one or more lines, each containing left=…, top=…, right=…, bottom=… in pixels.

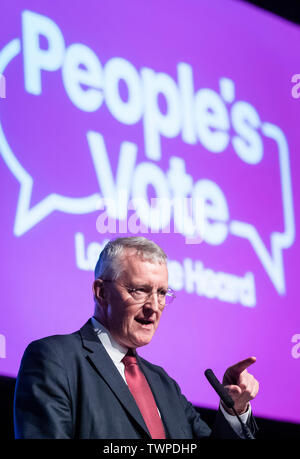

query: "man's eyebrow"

left=127, top=282, right=151, bottom=288
left=127, top=282, right=167, bottom=290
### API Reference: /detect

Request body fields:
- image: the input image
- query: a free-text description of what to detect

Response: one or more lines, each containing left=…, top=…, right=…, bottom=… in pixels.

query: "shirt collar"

left=91, top=316, right=128, bottom=364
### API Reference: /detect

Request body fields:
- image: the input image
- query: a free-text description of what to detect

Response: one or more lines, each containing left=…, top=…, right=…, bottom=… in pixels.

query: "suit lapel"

left=138, top=356, right=185, bottom=439
left=79, top=320, right=151, bottom=437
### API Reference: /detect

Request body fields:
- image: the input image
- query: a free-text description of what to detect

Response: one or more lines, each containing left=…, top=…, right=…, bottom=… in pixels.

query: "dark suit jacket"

left=14, top=319, right=255, bottom=439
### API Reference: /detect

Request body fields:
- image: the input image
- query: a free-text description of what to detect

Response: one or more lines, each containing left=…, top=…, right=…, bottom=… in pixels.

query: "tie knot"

left=122, top=350, right=137, bottom=367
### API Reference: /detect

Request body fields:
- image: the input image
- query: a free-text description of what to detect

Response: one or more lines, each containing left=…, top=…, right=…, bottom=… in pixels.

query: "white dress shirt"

left=91, top=316, right=251, bottom=437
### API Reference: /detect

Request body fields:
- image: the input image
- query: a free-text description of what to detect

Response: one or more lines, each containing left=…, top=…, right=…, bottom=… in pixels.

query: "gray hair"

left=94, top=236, right=167, bottom=280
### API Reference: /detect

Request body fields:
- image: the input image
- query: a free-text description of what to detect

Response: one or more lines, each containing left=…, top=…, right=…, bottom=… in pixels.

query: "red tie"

left=122, top=351, right=166, bottom=439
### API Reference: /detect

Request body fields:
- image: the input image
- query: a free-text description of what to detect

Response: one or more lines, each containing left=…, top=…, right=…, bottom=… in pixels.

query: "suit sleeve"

left=14, top=339, right=73, bottom=439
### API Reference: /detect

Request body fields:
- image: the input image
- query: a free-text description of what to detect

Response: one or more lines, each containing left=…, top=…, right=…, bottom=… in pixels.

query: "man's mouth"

left=135, top=317, right=154, bottom=326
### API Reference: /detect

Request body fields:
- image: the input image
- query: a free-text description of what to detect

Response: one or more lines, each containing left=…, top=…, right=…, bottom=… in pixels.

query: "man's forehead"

left=119, top=250, right=168, bottom=281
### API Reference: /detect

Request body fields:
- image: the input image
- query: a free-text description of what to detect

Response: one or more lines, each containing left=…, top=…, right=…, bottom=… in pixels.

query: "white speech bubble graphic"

left=229, top=122, right=295, bottom=294
left=0, top=39, right=103, bottom=236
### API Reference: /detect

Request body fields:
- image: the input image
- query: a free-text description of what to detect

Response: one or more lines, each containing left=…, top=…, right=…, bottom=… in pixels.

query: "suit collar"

left=90, top=316, right=128, bottom=364
left=79, top=318, right=101, bottom=351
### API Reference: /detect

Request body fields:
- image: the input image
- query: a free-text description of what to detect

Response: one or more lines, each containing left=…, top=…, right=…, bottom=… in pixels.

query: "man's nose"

left=144, top=291, right=160, bottom=312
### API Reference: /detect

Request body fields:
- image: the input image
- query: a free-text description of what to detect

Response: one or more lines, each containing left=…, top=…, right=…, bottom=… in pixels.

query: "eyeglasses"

left=102, top=279, right=176, bottom=306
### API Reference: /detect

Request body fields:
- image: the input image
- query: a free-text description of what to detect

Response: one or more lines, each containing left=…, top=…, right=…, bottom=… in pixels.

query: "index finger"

left=228, top=356, right=256, bottom=376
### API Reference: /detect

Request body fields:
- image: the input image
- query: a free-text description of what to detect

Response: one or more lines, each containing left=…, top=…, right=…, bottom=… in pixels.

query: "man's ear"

left=93, top=279, right=106, bottom=305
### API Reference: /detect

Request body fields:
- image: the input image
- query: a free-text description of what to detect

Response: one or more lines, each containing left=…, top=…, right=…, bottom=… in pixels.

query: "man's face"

left=94, top=250, right=168, bottom=349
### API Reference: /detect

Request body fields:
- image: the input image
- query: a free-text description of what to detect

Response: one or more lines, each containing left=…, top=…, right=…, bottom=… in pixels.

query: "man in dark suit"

left=14, top=237, right=259, bottom=439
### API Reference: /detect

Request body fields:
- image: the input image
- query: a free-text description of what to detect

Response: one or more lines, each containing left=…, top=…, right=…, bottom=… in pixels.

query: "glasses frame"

left=101, top=279, right=176, bottom=306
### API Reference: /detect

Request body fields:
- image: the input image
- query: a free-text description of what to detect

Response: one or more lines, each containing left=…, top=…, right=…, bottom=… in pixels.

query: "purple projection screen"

left=0, top=0, right=300, bottom=424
